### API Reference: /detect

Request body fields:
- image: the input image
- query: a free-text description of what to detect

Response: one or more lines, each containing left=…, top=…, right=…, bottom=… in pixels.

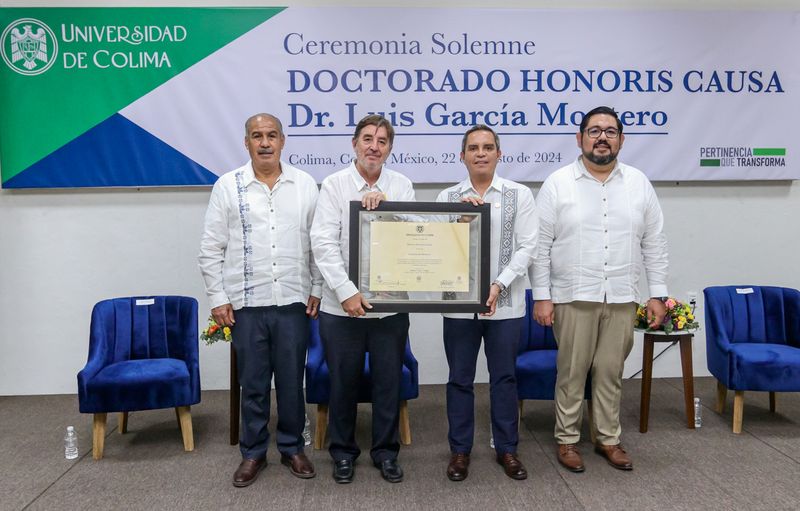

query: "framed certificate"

left=348, top=201, right=490, bottom=313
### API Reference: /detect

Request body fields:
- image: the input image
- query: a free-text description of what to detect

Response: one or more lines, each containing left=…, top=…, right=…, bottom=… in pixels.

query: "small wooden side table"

left=230, top=343, right=240, bottom=445
left=638, top=330, right=695, bottom=433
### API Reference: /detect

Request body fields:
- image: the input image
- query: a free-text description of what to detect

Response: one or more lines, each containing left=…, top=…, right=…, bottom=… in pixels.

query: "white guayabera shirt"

left=437, top=174, right=539, bottom=321
left=533, top=157, right=668, bottom=305
left=198, top=161, right=322, bottom=310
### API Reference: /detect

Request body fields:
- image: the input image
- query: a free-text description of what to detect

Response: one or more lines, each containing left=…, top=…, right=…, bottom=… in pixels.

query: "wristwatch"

left=492, top=280, right=506, bottom=292
left=649, top=296, right=669, bottom=303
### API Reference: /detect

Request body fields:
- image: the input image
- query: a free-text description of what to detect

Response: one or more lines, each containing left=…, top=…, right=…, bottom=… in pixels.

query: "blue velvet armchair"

left=516, top=290, right=559, bottom=402
left=305, top=317, right=419, bottom=449
left=516, top=290, right=593, bottom=437
left=77, top=296, right=200, bottom=459
left=704, top=285, right=800, bottom=433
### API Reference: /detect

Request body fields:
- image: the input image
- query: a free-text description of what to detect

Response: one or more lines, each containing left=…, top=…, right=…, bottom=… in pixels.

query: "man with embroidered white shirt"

left=532, top=106, right=669, bottom=473
left=436, top=125, right=538, bottom=482
left=198, top=113, right=321, bottom=487
left=310, top=114, right=415, bottom=484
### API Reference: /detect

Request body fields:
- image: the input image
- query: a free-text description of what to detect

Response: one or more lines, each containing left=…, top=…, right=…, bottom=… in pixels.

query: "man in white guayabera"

left=199, top=113, right=321, bottom=487
left=533, top=106, right=669, bottom=473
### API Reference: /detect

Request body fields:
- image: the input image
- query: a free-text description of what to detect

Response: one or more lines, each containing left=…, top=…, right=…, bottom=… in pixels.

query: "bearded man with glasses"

left=532, top=106, right=669, bottom=473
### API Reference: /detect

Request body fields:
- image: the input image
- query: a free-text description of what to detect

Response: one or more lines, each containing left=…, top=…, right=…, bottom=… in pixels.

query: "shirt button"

left=273, top=278, right=277, bottom=282
left=272, top=245, right=276, bottom=249
left=271, top=226, right=275, bottom=230
left=270, top=209, right=274, bottom=213
left=272, top=262, right=276, bottom=266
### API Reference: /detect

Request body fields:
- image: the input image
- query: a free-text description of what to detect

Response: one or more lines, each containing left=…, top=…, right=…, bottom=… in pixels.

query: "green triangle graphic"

left=0, top=7, right=284, bottom=184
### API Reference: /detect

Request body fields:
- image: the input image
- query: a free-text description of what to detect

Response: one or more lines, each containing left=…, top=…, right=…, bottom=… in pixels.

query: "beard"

left=582, top=142, right=618, bottom=166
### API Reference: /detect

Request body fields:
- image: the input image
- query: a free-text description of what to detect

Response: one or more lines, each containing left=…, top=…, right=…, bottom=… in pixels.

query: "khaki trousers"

left=553, top=300, right=636, bottom=445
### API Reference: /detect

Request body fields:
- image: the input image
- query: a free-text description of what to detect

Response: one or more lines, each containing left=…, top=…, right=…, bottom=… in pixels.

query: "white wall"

left=1, top=0, right=798, bottom=395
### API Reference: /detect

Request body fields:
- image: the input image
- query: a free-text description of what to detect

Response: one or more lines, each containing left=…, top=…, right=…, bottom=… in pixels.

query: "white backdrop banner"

left=3, top=8, right=797, bottom=187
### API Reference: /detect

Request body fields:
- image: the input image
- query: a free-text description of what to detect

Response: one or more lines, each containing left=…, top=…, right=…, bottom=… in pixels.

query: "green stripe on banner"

left=753, top=148, right=786, bottom=156
left=700, top=159, right=720, bottom=167
left=0, top=7, right=284, bottom=184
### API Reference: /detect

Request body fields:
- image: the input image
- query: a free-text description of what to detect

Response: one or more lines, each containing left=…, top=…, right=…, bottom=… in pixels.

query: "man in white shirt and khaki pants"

left=199, top=113, right=321, bottom=487
left=533, top=106, right=669, bottom=473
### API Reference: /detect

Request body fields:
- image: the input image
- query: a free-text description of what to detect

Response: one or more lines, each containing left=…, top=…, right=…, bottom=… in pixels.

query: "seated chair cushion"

left=85, top=358, right=192, bottom=413
left=729, top=343, right=800, bottom=392
left=516, top=350, right=558, bottom=401
left=306, top=354, right=416, bottom=404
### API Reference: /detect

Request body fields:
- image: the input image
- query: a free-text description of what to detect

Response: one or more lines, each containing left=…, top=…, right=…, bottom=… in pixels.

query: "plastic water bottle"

left=489, top=422, right=495, bottom=449
left=302, top=413, right=312, bottom=446
left=694, top=397, right=702, bottom=428
left=64, top=426, right=79, bottom=459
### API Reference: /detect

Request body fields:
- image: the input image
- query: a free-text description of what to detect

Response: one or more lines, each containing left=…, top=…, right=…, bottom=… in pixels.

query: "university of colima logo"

left=1, top=18, right=58, bottom=76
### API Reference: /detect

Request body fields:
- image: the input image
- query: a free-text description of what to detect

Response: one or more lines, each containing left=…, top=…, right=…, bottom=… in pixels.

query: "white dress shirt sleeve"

left=306, top=183, right=324, bottom=299
left=198, top=182, right=232, bottom=309
left=310, top=178, right=359, bottom=304
left=532, top=178, right=556, bottom=301
left=641, top=182, right=669, bottom=298
left=496, top=186, right=538, bottom=289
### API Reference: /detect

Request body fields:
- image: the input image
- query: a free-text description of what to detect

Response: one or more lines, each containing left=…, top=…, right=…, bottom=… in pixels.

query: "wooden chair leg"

left=119, top=412, right=128, bottom=434
left=93, top=413, right=107, bottom=460
left=715, top=380, right=726, bottom=414
left=733, top=391, right=744, bottom=434
left=769, top=392, right=776, bottom=413
left=314, top=404, right=328, bottom=450
left=176, top=406, right=194, bottom=451
left=585, top=400, right=597, bottom=445
left=399, top=400, right=411, bottom=445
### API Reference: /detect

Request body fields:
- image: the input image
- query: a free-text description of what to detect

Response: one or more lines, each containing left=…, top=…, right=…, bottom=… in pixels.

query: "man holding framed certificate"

left=310, top=115, right=415, bottom=484
left=436, top=125, right=538, bottom=482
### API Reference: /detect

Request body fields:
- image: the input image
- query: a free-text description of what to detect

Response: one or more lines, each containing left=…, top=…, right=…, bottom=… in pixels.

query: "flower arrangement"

left=200, top=316, right=232, bottom=345
left=635, top=297, right=699, bottom=334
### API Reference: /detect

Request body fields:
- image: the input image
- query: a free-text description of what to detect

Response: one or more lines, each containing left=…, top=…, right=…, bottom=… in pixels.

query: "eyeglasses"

left=585, top=127, right=620, bottom=139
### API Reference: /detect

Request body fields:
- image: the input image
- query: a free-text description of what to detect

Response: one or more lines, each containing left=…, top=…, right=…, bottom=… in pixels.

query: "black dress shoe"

left=333, top=459, right=354, bottom=484
left=374, top=458, right=404, bottom=483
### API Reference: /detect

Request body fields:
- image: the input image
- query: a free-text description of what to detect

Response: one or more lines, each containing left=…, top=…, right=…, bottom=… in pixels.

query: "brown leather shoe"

left=557, top=444, right=585, bottom=473
left=233, top=458, right=266, bottom=487
left=446, top=453, right=470, bottom=482
left=281, top=452, right=316, bottom=479
left=496, top=452, right=527, bottom=480
left=595, top=443, right=633, bottom=471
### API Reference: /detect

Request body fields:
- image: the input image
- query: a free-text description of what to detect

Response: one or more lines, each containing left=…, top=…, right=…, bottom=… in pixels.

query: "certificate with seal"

left=349, top=201, right=490, bottom=312
left=369, top=221, right=470, bottom=292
